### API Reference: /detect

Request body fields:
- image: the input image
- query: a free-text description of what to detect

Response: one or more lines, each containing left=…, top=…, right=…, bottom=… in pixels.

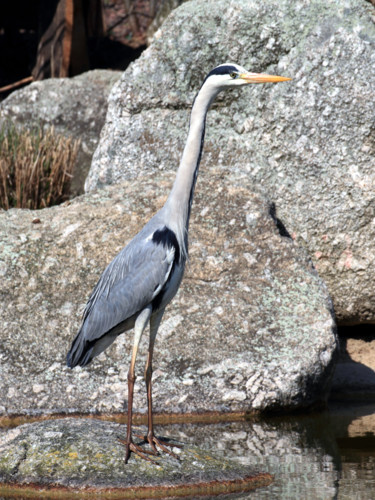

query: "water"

left=1, top=401, right=374, bottom=499
left=159, top=401, right=375, bottom=499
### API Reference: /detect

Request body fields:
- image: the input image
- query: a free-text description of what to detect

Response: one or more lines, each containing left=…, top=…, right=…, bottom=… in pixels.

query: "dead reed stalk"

left=0, top=123, right=80, bottom=210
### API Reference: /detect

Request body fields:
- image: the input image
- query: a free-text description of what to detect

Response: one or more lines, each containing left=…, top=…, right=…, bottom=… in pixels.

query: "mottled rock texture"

left=87, top=0, right=375, bottom=324
left=0, top=70, right=121, bottom=195
left=0, top=418, right=272, bottom=495
left=0, top=170, right=335, bottom=416
left=147, top=0, right=186, bottom=43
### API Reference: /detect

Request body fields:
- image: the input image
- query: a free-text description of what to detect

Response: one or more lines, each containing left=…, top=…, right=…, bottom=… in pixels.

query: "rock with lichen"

left=88, top=0, right=375, bottom=324
left=0, top=418, right=272, bottom=496
left=0, top=169, right=336, bottom=416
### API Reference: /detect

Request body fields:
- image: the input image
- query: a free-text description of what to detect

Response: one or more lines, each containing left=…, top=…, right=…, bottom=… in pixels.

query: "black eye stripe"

left=207, top=65, right=239, bottom=77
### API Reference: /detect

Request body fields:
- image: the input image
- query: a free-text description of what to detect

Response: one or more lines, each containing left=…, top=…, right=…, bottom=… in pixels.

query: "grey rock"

left=0, top=70, right=121, bottom=196
left=146, top=0, right=186, bottom=43
left=87, top=0, right=375, bottom=324
left=0, top=418, right=272, bottom=494
left=0, top=169, right=336, bottom=416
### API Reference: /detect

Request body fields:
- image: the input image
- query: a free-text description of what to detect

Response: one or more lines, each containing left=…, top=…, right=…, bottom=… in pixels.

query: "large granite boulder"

left=146, top=0, right=186, bottom=43
left=0, top=70, right=121, bottom=196
left=87, top=0, right=375, bottom=325
left=0, top=169, right=336, bottom=416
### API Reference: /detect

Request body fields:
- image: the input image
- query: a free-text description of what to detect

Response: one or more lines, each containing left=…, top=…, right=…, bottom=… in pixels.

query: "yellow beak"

left=240, top=72, right=292, bottom=83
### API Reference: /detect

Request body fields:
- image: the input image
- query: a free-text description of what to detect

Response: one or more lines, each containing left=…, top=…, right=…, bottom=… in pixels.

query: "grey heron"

left=67, top=63, right=291, bottom=463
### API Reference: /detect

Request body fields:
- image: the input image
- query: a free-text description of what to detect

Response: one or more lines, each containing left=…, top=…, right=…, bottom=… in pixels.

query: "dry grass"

left=0, top=123, right=80, bottom=210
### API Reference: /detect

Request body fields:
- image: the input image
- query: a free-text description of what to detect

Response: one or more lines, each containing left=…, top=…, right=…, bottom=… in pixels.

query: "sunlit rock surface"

left=88, top=0, right=375, bottom=324
left=0, top=170, right=336, bottom=416
left=0, top=418, right=272, bottom=496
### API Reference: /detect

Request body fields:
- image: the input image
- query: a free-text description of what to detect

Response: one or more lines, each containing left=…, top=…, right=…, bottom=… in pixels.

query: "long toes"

left=129, top=442, right=159, bottom=463
left=128, top=434, right=159, bottom=455
left=118, top=437, right=159, bottom=462
left=153, top=436, right=183, bottom=449
left=152, top=437, right=181, bottom=460
left=118, top=435, right=181, bottom=462
left=132, top=434, right=160, bottom=456
left=133, top=433, right=145, bottom=440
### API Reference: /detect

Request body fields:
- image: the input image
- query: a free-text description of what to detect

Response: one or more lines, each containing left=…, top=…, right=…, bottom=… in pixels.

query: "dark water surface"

left=158, top=401, right=375, bottom=499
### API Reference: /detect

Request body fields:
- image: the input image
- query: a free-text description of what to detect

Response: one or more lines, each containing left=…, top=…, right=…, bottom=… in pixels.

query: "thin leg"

left=141, top=309, right=181, bottom=459
left=144, top=308, right=163, bottom=451
left=121, top=306, right=152, bottom=464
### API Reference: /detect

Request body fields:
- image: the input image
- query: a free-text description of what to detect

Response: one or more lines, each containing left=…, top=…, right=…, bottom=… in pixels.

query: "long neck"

left=164, top=82, right=219, bottom=251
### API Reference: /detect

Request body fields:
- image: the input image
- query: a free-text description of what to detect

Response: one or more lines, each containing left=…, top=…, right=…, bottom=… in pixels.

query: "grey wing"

left=67, top=230, right=175, bottom=367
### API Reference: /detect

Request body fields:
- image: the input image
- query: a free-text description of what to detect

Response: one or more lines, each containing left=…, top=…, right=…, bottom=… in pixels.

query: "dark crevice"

left=337, top=324, right=375, bottom=339
left=269, top=202, right=292, bottom=239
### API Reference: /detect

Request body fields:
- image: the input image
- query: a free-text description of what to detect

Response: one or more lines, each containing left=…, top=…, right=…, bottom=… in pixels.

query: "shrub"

left=0, top=123, right=80, bottom=210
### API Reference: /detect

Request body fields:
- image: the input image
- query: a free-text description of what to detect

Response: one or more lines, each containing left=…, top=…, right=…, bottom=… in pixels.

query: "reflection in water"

left=159, top=402, right=375, bottom=499
left=0, top=402, right=374, bottom=498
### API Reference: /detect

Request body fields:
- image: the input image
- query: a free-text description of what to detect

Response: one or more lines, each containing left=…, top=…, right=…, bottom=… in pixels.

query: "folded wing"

left=67, top=225, right=177, bottom=367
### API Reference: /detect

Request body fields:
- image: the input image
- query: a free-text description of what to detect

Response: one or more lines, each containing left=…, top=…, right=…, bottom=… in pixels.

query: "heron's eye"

left=230, top=72, right=238, bottom=79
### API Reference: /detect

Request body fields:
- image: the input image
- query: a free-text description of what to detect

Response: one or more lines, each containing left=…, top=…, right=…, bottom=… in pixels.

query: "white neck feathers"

left=164, top=81, right=220, bottom=257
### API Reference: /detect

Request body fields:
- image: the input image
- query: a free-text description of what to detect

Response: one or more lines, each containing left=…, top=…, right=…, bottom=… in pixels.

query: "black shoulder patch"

left=151, top=226, right=181, bottom=311
left=152, top=226, right=180, bottom=264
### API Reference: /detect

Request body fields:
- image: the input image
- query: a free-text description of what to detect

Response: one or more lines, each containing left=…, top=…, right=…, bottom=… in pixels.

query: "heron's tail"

left=66, top=330, right=94, bottom=368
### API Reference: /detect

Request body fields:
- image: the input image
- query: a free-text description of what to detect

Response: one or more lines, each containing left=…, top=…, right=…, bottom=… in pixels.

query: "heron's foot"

left=134, top=432, right=182, bottom=460
left=118, top=437, right=159, bottom=465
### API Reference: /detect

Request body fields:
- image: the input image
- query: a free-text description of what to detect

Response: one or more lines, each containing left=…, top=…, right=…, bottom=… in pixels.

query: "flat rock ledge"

left=0, top=418, right=272, bottom=498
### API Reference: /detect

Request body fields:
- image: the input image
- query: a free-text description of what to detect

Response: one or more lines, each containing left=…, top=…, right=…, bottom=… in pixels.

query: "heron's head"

left=204, top=63, right=291, bottom=90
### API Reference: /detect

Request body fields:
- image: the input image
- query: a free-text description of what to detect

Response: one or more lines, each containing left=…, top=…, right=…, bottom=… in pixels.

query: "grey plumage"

left=66, top=63, right=291, bottom=463
left=67, top=215, right=183, bottom=367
